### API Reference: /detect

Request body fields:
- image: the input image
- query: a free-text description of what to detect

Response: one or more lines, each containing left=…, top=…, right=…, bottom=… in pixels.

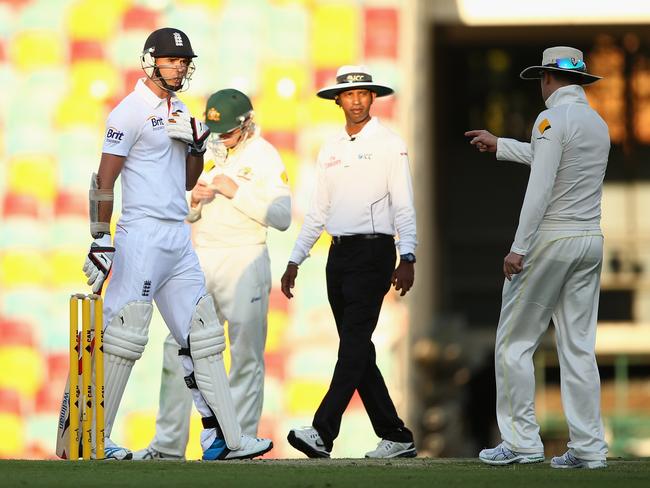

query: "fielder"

left=133, top=89, right=291, bottom=460
left=77, top=28, right=272, bottom=461
left=466, top=46, right=609, bottom=469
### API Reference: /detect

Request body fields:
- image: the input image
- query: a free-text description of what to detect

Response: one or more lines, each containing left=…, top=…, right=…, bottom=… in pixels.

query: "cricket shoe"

left=287, top=427, right=331, bottom=459
left=132, top=446, right=185, bottom=461
left=551, top=451, right=607, bottom=469
left=365, top=439, right=417, bottom=459
left=479, top=442, right=544, bottom=465
left=103, top=437, right=133, bottom=460
left=202, top=434, right=273, bottom=460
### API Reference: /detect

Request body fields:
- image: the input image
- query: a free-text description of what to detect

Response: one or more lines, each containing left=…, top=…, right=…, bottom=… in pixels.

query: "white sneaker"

left=202, top=434, right=273, bottom=460
left=551, top=451, right=607, bottom=469
left=479, top=442, right=544, bottom=465
left=287, top=427, right=331, bottom=458
left=365, top=439, right=417, bottom=458
left=102, top=437, right=132, bottom=460
left=132, top=446, right=185, bottom=461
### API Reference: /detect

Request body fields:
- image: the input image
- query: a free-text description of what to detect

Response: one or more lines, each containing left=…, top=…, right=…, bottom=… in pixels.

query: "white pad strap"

left=189, top=295, right=241, bottom=450
left=102, top=301, right=153, bottom=436
left=89, top=172, right=114, bottom=238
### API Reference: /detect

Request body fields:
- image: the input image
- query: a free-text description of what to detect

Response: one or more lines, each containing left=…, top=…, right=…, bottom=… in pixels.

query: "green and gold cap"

left=204, top=89, right=253, bottom=133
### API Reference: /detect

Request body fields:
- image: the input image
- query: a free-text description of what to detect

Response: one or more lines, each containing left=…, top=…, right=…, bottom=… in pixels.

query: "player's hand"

left=465, top=129, right=498, bottom=153
left=83, top=235, right=115, bottom=294
left=391, top=262, right=414, bottom=296
left=166, top=110, right=210, bottom=155
left=211, top=175, right=239, bottom=199
left=191, top=180, right=216, bottom=205
left=503, top=252, right=524, bottom=281
left=281, top=263, right=299, bottom=299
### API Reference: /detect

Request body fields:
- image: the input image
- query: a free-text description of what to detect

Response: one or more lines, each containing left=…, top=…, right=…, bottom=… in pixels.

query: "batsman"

left=134, top=89, right=291, bottom=460
left=56, top=27, right=272, bottom=461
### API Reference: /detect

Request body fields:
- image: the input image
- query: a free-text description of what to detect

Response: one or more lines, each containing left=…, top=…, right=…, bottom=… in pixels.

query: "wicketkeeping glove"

left=83, top=234, right=115, bottom=294
left=166, top=110, right=210, bottom=155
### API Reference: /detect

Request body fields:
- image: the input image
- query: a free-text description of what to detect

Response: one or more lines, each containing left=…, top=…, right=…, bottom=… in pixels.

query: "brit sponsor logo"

left=148, top=115, right=165, bottom=131
left=105, top=127, right=124, bottom=144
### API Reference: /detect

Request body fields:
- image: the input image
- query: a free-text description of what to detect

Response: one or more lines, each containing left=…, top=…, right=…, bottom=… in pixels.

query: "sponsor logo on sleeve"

left=536, top=118, right=552, bottom=140
left=105, top=127, right=125, bottom=145
left=538, top=118, right=551, bottom=134
left=280, top=171, right=289, bottom=184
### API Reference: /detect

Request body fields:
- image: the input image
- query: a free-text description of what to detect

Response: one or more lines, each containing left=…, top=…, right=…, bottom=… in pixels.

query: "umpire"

left=281, top=65, right=417, bottom=459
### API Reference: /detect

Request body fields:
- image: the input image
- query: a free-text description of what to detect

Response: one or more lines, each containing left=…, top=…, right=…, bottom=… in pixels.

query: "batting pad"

left=102, top=301, right=153, bottom=437
left=189, top=295, right=241, bottom=450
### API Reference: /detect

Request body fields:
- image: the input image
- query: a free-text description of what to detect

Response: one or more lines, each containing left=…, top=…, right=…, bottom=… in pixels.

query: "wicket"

left=69, top=293, right=104, bottom=460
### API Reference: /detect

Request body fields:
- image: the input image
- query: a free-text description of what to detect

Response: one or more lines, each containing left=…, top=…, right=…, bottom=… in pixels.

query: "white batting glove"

left=166, top=110, right=210, bottom=155
left=83, top=234, right=115, bottom=294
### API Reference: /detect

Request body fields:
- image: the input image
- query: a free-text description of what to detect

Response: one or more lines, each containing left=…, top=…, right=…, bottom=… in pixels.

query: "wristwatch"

left=400, top=253, right=416, bottom=264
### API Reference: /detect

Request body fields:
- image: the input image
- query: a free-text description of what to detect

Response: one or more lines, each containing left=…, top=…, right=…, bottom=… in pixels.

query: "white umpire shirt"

left=192, top=130, right=291, bottom=247
left=102, top=78, right=190, bottom=223
left=496, top=84, right=609, bottom=255
left=289, top=117, right=417, bottom=265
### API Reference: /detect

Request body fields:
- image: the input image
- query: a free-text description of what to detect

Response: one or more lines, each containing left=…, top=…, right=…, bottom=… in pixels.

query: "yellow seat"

left=0, top=346, right=45, bottom=398
left=0, top=251, right=50, bottom=287
left=67, top=0, right=128, bottom=41
left=50, top=250, right=87, bottom=287
left=70, top=60, right=120, bottom=102
left=311, top=4, right=359, bottom=68
left=0, top=413, right=25, bottom=458
left=256, top=96, right=299, bottom=131
left=286, top=380, right=328, bottom=415
left=9, top=30, right=64, bottom=71
left=54, top=92, right=105, bottom=128
left=8, top=155, right=57, bottom=204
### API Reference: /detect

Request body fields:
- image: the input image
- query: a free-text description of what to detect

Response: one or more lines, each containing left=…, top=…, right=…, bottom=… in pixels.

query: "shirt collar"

left=134, top=78, right=177, bottom=109
left=545, top=84, right=589, bottom=109
left=337, top=116, right=380, bottom=140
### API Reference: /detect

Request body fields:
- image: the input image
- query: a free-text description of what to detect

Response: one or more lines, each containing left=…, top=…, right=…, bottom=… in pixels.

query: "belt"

left=331, top=234, right=393, bottom=245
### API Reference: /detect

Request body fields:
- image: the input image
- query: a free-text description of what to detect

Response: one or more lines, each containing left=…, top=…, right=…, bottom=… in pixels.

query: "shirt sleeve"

left=496, top=138, right=532, bottom=166
left=230, top=146, right=292, bottom=231
left=389, top=141, right=417, bottom=255
left=289, top=149, right=329, bottom=264
left=101, top=105, right=139, bottom=157
left=511, top=111, right=564, bottom=255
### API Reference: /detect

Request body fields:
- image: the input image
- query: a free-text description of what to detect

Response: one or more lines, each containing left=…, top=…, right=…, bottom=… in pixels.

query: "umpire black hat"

left=143, top=27, right=196, bottom=59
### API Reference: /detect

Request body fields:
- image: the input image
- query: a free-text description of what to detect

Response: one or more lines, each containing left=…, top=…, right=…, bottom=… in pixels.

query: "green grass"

left=1, top=458, right=649, bottom=487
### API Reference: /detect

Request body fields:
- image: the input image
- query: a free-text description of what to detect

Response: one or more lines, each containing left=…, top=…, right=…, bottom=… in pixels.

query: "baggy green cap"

left=204, top=89, right=253, bottom=133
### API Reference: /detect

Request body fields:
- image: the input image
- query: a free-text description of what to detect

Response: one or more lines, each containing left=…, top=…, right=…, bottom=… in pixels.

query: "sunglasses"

left=547, top=58, right=586, bottom=71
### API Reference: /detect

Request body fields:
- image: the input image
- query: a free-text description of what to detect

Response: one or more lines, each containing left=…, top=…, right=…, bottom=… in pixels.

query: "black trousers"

left=312, top=235, right=413, bottom=450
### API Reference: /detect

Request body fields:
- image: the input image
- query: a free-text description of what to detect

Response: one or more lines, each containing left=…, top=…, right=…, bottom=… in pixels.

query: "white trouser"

left=102, top=218, right=219, bottom=439
left=150, top=244, right=271, bottom=452
left=495, top=227, right=608, bottom=461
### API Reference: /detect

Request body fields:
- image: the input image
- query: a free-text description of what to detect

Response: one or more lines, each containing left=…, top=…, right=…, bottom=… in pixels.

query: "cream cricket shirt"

left=289, top=117, right=417, bottom=265
left=102, top=78, right=190, bottom=223
left=496, top=85, right=610, bottom=255
left=192, top=133, right=291, bottom=247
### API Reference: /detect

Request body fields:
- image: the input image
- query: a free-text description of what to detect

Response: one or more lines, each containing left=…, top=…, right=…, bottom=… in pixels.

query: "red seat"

left=54, top=190, right=87, bottom=218
left=122, top=6, right=159, bottom=30
left=69, top=40, right=104, bottom=62
left=0, top=317, right=35, bottom=346
left=263, top=131, right=297, bottom=152
left=0, top=388, right=21, bottom=414
left=2, top=193, right=39, bottom=219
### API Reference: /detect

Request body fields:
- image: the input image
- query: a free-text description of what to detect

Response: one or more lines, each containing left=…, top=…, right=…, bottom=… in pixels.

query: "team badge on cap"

left=207, top=107, right=221, bottom=122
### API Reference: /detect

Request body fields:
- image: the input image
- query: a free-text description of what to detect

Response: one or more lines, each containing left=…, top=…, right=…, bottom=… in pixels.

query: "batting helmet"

left=204, top=89, right=254, bottom=134
left=140, top=28, right=196, bottom=92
